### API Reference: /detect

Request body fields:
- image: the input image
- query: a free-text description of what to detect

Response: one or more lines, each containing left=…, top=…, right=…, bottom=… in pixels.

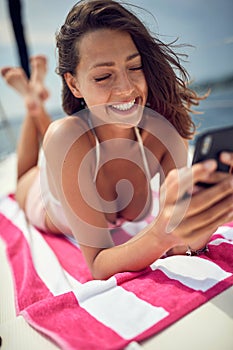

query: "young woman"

left=2, top=0, right=233, bottom=280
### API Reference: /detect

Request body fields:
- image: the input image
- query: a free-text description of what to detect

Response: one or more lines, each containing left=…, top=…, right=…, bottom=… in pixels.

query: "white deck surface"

left=0, top=154, right=233, bottom=350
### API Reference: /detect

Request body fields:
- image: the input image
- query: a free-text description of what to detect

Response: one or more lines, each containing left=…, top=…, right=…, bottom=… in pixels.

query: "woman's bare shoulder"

left=43, top=115, right=90, bottom=151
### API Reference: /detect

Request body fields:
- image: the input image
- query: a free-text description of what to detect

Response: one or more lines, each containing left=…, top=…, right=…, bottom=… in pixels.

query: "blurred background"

left=0, top=0, right=233, bottom=159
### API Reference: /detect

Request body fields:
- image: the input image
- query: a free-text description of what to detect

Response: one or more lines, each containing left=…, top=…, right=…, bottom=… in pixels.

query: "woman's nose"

left=112, top=72, right=134, bottom=96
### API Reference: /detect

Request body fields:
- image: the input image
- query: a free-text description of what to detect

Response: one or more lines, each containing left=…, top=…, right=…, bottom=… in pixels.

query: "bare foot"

left=30, top=55, right=49, bottom=101
left=1, top=66, right=43, bottom=116
left=1, top=67, right=29, bottom=96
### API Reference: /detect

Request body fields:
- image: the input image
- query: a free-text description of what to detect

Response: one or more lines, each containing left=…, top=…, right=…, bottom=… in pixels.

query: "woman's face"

left=69, top=29, right=148, bottom=125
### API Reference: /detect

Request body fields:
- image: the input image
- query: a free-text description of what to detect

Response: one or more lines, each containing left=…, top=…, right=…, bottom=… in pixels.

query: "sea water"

left=190, top=87, right=233, bottom=145
left=0, top=87, right=233, bottom=160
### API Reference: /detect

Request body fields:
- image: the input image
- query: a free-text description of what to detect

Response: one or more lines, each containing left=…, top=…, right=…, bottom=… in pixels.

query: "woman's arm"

left=81, top=159, right=233, bottom=279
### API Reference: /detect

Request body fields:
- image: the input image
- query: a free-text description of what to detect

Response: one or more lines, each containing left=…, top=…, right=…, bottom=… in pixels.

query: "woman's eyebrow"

left=91, top=52, right=140, bottom=70
left=126, top=52, right=140, bottom=61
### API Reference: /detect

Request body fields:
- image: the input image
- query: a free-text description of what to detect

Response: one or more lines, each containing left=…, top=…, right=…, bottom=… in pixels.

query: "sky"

left=0, top=0, right=233, bottom=119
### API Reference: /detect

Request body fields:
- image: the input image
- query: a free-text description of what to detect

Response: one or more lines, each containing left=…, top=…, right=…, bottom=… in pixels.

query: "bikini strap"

left=134, top=126, right=151, bottom=180
left=87, top=117, right=100, bottom=183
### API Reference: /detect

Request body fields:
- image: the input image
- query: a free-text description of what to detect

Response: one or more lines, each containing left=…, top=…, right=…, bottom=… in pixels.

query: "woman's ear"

left=64, top=72, right=83, bottom=98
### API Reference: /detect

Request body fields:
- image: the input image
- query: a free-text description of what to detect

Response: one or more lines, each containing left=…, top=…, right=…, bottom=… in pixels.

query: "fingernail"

left=203, top=159, right=216, bottom=170
left=221, top=152, right=230, bottom=162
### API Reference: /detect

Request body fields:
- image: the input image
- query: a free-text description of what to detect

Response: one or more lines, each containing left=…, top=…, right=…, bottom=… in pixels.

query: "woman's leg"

left=1, top=56, right=52, bottom=209
left=1, top=57, right=63, bottom=234
left=30, top=55, right=49, bottom=102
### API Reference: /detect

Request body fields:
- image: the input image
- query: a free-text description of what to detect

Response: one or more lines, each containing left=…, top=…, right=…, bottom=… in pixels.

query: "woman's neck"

left=93, top=123, right=137, bottom=143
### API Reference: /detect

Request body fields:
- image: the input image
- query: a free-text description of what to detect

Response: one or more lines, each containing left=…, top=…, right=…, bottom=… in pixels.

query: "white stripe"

left=151, top=255, right=231, bottom=292
left=73, top=277, right=168, bottom=339
left=209, top=238, right=233, bottom=247
left=220, top=227, right=233, bottom=240
left=214, top=225, right=232, bottom=234
left=0, top=196, right=81, bottom=295
left=209, top=227, right=233, bottom=246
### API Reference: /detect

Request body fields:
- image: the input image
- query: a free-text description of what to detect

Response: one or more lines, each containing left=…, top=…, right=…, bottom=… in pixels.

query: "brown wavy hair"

left=56, top=0, right=205, bottom=138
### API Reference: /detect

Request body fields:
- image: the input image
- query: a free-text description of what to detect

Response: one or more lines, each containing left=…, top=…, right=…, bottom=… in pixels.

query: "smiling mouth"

left=105, top=97, right=144, bottom=126
left=110, top=99, right=136, bottom=112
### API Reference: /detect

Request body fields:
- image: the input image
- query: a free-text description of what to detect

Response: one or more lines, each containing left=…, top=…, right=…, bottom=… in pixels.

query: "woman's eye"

left=129, top=66, right=143, bottom=71
left=94, top=74, right=111, bottom=82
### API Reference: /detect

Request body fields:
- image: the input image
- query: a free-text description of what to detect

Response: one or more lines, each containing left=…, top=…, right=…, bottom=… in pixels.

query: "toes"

left=0, top=66, right=12, bottom=78
left=30, top=55, right=47, bottom=65
left=1, top=67, right=28, bottom=82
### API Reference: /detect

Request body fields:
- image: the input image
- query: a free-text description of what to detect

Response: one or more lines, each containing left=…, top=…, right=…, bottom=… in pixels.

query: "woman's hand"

left=156, top=157, right=233, bottom=254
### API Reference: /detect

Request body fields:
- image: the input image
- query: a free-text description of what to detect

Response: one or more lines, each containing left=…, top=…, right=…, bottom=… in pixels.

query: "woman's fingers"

left=159, top=159, right=233, bottom=242
left=162, top=161, right=233, bottom=232
left=176, top=206, right=233, bottom=244
left=174, top=193, right=233, bottom=237
left=187, top=175, right=233, bottom=216
left=161, top=159, right=217, bottom=204
left=201, top=170, right=230, bottom=185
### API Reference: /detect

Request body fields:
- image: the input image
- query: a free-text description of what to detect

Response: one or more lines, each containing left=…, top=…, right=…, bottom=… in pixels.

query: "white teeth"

left=111, top=99, right=135, bottom=111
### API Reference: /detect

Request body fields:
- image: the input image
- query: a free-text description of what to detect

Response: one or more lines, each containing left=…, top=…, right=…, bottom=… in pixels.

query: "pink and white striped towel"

left=0, top=194, right=233, bottom=350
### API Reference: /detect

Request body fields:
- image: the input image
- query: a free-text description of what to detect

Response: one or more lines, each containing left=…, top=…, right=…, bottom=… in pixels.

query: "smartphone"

left=192, top=125, right=233, bottom=187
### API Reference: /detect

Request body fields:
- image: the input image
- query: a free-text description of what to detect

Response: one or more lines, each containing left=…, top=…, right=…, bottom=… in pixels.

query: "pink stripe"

left=223, top=221, right=233, bottom=227
left=22, top=292, right=125, bottom=350
left=0, top=213, right=51, bottom=314
left=202, top=243, right=233, bottom=273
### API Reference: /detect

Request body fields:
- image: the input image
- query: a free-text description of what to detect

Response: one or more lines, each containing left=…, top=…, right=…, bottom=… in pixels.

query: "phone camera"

left=201, top=135, right=212, bottom=155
